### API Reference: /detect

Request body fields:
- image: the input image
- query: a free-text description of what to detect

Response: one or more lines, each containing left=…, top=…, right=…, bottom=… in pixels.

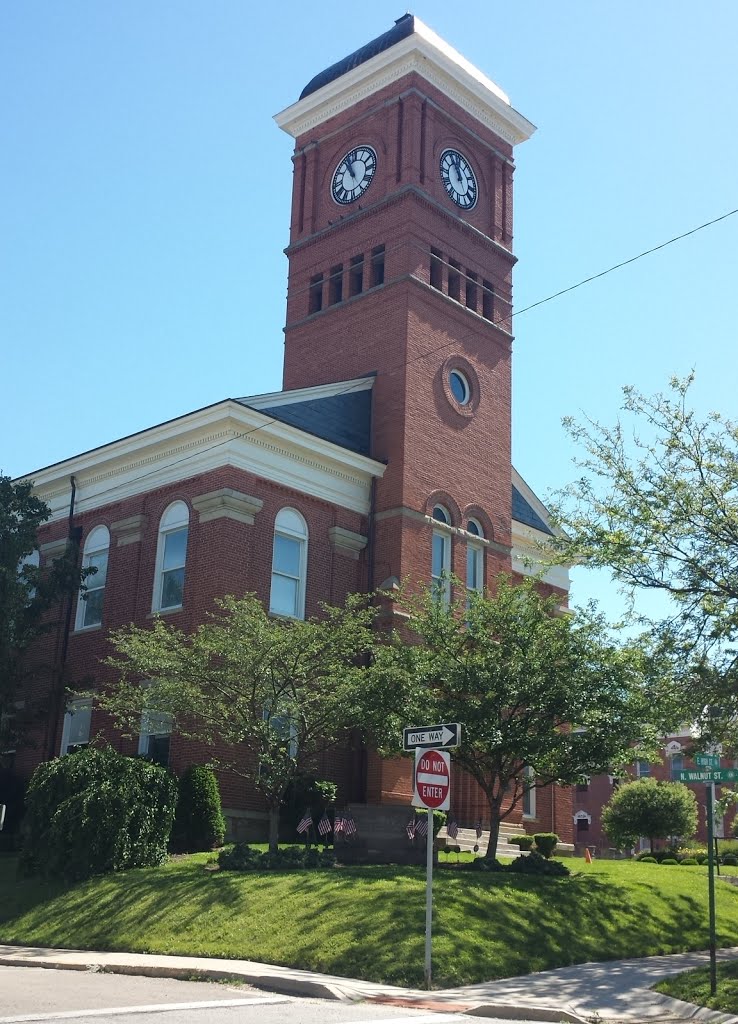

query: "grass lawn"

left=655, top=961, right=738, bottom=1013
left=2, top=853, right=738, bottom=989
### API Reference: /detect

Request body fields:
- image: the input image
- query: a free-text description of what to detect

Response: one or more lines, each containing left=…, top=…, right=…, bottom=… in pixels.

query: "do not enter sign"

left=414, top=749, right=451, bottom=810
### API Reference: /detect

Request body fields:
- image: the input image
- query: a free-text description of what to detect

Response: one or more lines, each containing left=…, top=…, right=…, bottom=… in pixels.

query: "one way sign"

left=403, top=722, right=461, bottom=751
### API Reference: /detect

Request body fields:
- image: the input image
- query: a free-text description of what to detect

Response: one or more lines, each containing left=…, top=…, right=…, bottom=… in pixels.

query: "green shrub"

left=680, top=857, right=698, bottom=865
left=218, top=842, right=335, bottom=871
left=20, top=746, right=178, bottom=881
left=638, top=855, right=657, bottom=863
left=533, top=832, right=559, bottom=859
left=660, top=857, right=679, bottom=865
left=510, top=834, right=535, bottom=851
left=468, top=857, right=504, bottom=872
left=721, top=853, right=738, bottom=866
left=171, top=765, right=225, bottom=852
left=414, top=809, right=446, bottom=838
left=508, top=850, right=570, bottom=876
left=696, top=853, right=709, bottom=865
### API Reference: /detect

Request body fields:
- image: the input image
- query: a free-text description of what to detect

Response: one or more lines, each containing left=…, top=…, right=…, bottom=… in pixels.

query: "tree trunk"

left=268, top=803, right=280, bottom=854
left=484, top=796, right=504, bottom=860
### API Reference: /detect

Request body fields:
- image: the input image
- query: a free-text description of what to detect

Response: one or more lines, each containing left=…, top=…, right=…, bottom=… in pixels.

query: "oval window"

left=449, top=369, right=470, bottom=405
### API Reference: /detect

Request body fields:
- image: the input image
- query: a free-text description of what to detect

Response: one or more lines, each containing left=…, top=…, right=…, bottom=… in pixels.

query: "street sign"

left=414, top=748, right=451, bottom=810
left=678, top=768, right=738, bottom=784
left=695, top=754, right=720, bottom=769
left=403, top=722, right=461, bottom=751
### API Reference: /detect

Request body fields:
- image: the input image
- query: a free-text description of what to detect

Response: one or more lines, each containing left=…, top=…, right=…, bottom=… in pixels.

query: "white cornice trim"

left=240, top=375, right=374, bottom=409
left=275, top=29, right=535, bottom=146
left=511, top=520, right=570, bottom=592
left=21, top=401, right=385, bottom=523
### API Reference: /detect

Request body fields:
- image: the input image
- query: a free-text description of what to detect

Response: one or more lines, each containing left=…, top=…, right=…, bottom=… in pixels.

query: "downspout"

left=46, top=476, right=81, bottom=759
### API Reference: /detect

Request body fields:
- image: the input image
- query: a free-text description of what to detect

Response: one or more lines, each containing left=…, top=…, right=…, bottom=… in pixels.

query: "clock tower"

left=276, top=14, right=535, bottom=579
left=276, top=16, right=536, bottom=805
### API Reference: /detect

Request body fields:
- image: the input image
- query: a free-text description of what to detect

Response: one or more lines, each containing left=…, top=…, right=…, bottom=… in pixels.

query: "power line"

left=54, top=205, right=737, bottom=512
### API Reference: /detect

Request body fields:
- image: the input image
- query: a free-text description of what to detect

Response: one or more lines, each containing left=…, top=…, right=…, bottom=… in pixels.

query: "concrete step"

left=437, top=825, right=526, bottom=858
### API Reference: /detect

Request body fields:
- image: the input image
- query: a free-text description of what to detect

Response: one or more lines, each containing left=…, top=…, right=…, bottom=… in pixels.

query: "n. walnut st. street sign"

left=678, top=768, right=738, bottom=784
left=403, top=723, right=461, bottom=750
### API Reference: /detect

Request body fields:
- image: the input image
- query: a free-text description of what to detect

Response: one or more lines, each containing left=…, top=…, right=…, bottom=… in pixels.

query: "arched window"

left=270, top=508, right=308, bottom=619
left=431, top=505, right=451, bottom=605
left=76, top=525, right=110, bottom=629
left=466, top=518, right=484, bottom=598
left=152, top=501, right=189, bottom=612
left=522, top=765, right=536, bottom=818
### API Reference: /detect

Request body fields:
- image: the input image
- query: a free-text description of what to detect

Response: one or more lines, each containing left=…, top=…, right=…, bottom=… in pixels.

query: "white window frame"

left=670, top=753, right=685, bottom=781
left=269, top=508, right=308, bottom=620
left=522, top=765, right=536, bottom=819
left=431, top=505, right=452, bottom=606
left=60, top=698, right=92, bottom=755
left=152, top=501, right=189, bottom=613
left=574, top=810, right=592, bottom=833
left=138, top=708, right=174, bottom=765
left=75, top=525, right=110, bottom=630
left=636, top=759, right=651, bottom=778
left=465, top=519, right=484, bottom=599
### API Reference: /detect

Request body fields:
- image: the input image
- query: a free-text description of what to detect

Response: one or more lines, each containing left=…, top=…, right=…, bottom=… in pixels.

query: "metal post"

left=706, top=784, right=717, bottom=997
left=425, top=814, right=433, bottom=989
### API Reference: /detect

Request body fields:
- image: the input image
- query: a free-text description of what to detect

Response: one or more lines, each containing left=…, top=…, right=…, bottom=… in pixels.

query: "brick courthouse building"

left=15, top=16, right=574, bottom=846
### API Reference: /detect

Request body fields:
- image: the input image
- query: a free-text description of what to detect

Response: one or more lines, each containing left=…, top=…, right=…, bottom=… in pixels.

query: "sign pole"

left=425, top=813, right=433, bottom=989
left=706, top=783, right=717, bottom=997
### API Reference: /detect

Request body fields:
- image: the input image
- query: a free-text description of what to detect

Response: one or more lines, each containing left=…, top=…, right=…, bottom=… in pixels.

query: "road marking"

left=0, top=995, right=291, bottom=1023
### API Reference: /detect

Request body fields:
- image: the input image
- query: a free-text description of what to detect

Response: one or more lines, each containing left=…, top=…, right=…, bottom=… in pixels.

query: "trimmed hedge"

left=533, top=832, right=559, bottom=859
left=20, top=746, right=178, bottom=880
left=171, top=765, right=225, bottom=852
left=219, top=842, right=336, bottom=871
left=510, top=834, right=535, bottom=851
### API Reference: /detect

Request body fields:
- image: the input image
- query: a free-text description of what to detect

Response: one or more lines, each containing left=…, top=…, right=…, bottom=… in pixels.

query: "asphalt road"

left=0, top=966, right=528, bottom=1024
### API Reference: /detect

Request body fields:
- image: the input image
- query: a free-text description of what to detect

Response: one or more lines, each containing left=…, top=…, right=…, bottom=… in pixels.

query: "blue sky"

left=2, top=2, right=736, bottom=619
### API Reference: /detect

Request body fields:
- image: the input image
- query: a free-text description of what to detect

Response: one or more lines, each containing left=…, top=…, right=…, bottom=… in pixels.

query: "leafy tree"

left=364, top=576, right=664, bottom=859
left=553, top=376, right=738, bottom=738
left=601, top=778, right=698, bottom=852
left=102, top=593, right=378, bottom=852
left=0, top=475, right=88, bottom=750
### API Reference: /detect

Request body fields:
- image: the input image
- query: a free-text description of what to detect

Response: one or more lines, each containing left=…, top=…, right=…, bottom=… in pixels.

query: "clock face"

left=440, top=149, right=478, bottom=210
left=331, top=145, right=377, bottom=205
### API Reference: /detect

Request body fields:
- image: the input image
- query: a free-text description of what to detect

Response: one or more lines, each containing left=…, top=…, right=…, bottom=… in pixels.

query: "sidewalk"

left=1, top=943, right=738, bottom=1022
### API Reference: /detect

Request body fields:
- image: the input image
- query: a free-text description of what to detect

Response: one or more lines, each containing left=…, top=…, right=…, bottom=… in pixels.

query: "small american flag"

left=406, top=819, right=416, bottom=840
left=296, top=811, right=312, bottom=835
left=447, top=818, right=459, bottom=840
left=475, top=819, right=483, bottom=839
left=343, top=814, right=357, bottom=837
left=317, top=813, right=332, bottom=837
left=334, top=812, right=345, bottom=835
left=415, top=816, right=428, bottom=837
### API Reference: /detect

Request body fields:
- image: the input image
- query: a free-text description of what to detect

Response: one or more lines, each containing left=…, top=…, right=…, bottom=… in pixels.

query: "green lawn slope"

left=2, top=854, right=738, bottom=989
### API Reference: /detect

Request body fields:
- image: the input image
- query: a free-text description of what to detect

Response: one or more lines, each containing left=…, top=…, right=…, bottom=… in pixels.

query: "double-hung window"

left=138, top=708, right=173, bottom=766
left=270, top=508, right=308, bottom=619
left=153, top=502, right=189, bottom=612
left=60, top=698, right=92, bottom=755
left=76, top=526, right=110, bottom=629
left=466, top=519, right=484, bottom=600
left=431, top=505, right=452, bottom=606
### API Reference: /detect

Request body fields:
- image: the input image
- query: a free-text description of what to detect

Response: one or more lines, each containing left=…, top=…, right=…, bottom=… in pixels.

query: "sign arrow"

left=403, top=722, right=461, bottom=751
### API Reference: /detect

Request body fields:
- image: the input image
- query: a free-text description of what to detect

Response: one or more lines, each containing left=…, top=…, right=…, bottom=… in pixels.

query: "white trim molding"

left=192, top=488, right=264, bottom=525
left=328, top=526, right=368, bottom=560
left=275, top=18, right=535, bottom=146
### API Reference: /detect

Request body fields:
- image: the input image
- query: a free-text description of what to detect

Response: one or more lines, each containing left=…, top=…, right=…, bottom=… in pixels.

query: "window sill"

left=148, top=606, right=183, bottom=618
left=73, top=624, right=102, bottom=635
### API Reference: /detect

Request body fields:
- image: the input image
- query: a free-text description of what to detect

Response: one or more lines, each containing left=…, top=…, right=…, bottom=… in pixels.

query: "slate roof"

left=512, top=484, right=553, bottom=536
left=238, top=388, right=372, bottom=457
left=300, top=14, right=416, bottom=99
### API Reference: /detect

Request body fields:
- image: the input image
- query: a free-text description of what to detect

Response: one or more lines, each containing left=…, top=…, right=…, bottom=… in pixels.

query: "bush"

left=171, top=765, right=225, bottom=852
left=282, top=774, right=337, bottom=842
left=680, top=857, right=698, bottom=865
left=533, top=832, right=559, bottom=859
left=696, top=853, right=709, bottom=865
left=414, top=809, right=446, bottom=838
left=510, top=834, right=534, bottom=851
left=638, top=855, right=657, bottom=863
left=660, top=857, right=679, bottom=865
left=20, top=746, right=178, bottom=880
left=218, top=842, right=335, bottom=871
left=721, top=853, right=738, bottom=866
left=601, top=779, right=698, bottom=851
left=508, top=850, right=570, bottom=876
